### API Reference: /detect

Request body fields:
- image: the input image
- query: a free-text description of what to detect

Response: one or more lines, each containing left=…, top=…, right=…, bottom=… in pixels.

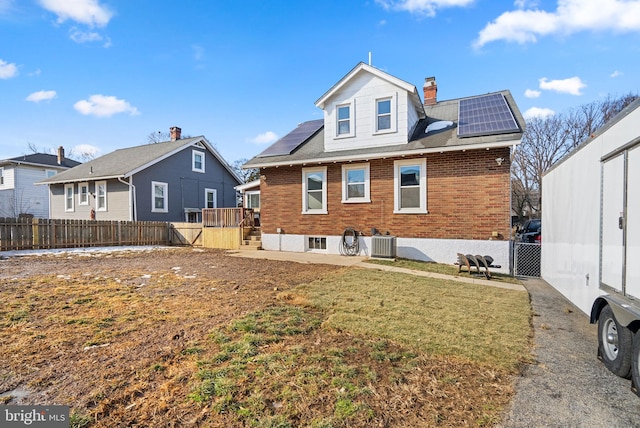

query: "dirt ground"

left=0, top=247, right=514, bottom=427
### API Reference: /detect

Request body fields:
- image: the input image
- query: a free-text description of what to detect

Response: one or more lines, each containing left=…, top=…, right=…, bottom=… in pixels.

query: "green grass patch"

left=365, top=257, right=522, bottom=284
left=296, top=268, right=531, bottom=371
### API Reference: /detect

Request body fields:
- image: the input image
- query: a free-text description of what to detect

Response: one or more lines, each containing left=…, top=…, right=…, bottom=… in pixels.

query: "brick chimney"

left=57, top=146, right=64, bottom=165
left=423, top=77, right=437, bottom=106
left=170, top=126, right=182, bottom=141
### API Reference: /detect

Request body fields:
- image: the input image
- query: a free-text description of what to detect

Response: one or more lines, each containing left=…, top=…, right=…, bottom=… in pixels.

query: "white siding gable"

left=322, top=72, right=420, bottom=153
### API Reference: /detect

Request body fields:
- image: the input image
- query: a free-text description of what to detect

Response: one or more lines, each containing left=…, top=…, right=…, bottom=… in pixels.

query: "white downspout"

left=118, top=177, right=137, bottom=221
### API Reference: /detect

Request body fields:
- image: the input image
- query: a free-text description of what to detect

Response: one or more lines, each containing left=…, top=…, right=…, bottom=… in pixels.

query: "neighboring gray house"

left=39, top=127, right=241, bottom=222
left=0, top=147, right=80, bottom=218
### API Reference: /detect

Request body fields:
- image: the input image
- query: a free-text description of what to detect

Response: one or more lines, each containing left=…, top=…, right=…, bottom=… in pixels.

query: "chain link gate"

left=512, top=242, right=541, bottom=277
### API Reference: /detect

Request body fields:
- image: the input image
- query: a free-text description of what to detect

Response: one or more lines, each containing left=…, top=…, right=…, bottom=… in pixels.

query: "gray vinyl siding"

left=133, top=146, right=239, bottom=222
left=50, top=179, right=131, bottom=220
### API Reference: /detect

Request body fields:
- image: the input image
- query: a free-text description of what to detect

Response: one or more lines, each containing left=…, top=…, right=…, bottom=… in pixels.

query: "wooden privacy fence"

left=0, top=217, right=170, bottom=251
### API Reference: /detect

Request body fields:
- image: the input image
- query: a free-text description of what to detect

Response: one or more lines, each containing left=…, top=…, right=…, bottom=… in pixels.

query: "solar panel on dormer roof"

left=457, top=93, right=520, bottom=138
left=257, top=119, right=324, bottom=157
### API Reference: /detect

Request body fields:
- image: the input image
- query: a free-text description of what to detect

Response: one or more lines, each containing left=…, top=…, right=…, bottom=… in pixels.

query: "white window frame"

left=302, top=166, right=328, bottom=214
left=335, top=99, right=355, bottom=138
left=96, top=181, right=107, bottom=211
left=152, top=181, right=168, bottom=213
left=394, top=158, right=427, bottom=214
left=192, top=150, right=205, bottom=173
left=78, top=182, right=89, bottom=206
left=341, top=163, right=370, bottom=203
left=45, top=169, right=56, bottom=178
left=373, top=94, right=397, bottom=135
left=204, top=188, right=217, bottom=209
left=64, top=183, right=74, bottom=212
left=307, top=236, right=327, bottom=252
left=0, top=167, right=4, bottom=185
left=245, top=191, right=260, bottom=209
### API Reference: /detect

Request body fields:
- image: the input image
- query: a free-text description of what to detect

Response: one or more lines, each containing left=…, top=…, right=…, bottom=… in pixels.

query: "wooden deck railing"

left=202, top=208, right=254, bottom=228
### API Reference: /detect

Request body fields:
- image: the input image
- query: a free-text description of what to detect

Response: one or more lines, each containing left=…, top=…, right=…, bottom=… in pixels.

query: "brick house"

left=243, top=63, right=525, bottom=271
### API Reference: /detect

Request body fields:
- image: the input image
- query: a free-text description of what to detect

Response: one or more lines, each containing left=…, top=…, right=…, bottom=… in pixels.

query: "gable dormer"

left=315, top=63, right=425, bottom=153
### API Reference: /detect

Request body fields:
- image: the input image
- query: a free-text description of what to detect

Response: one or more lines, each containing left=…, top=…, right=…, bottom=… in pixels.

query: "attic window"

left=192, top=150, right=205, bottom=173
left=335, top=100, right=355, bottom=138
left=377, top=99, right=391, bottom=131
left=373, top=94, right=397, bottom=134
left=337, top=105, right=350, bottom=135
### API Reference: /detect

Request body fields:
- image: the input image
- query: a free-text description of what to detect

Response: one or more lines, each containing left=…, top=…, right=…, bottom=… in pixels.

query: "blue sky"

left=1, top=0, right=639, bottom=166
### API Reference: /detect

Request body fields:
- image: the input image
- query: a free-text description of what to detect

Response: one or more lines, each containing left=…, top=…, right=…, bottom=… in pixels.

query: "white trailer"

left=542, top=98, right=640, bottom=394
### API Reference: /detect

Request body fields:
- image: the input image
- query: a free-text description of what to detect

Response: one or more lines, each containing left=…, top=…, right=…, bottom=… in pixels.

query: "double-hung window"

left=152, top=181, right=168, bottom=213
left=373, top=95, right=397, bottom=134
left=394, top=159, right=427, bottom=213
left=342, top=163, right=370, bottom=203
left=0, top=168, right=4, bottom=185
left=78, top=183, right=89, bottom=205
left=96, top=181, right=107, bottom=211
left=377, top=99, right=391, bottom=131
left=64, top=184, right=74, bottom=212
left=336, top=100, right=355, bottom=138
left=302, top=167, right=327, bottom=214
left=192, top=150, right=205, bottom=173
left=205, top=188, right=217, bottom=209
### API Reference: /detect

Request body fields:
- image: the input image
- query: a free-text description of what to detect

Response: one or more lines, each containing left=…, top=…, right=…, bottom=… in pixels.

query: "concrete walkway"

left=226, top=249, right=526, bottom=292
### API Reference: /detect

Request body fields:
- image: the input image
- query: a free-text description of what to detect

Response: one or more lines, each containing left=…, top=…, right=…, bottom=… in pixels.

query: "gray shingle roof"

left=244, top=90, right=524, bottom=169
left=2, top=153, right=81, bottom=169
left=39, top=137, right=232, bottom=184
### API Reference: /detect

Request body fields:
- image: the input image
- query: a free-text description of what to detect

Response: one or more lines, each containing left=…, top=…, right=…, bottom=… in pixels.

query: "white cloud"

left=539, top=76, right=586, bottom=95
left=69, top=28, right=103, bottom=43
left=474, top=0, right=640, bottom=48
left=26, top=90, right=57, bottom=103
left=610, top=70, right=623, bottom=78
left=524, top=89, right=541, bottom=98
left=523, top=107, right=555, bottom=119
left=73, top=94, right=140, bottom=117
left=0, top=59, right=18, bottom=79
left=73, top=143, right=100, bottom=159
left=249, top=131, right=278, bottom=145
left=514, top=0, right=539, bottom=9
left=38, top=0, right=113, bottom=27
left=375, top=0, right=474, bottom=17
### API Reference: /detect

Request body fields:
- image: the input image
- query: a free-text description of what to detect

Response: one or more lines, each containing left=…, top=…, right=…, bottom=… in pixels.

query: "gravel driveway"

left=499, top=278, right=640, bottom=427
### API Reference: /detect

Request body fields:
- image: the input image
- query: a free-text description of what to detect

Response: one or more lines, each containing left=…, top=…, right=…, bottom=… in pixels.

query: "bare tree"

left=512, top=92, right=638, bottom=224
left=232, top=158, right=259, bottom=183
left=146, top=131, right=170, bottom=144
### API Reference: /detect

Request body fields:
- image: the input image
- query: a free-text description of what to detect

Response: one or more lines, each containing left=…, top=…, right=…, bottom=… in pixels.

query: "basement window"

left=307, top=236, right=327, bottom=251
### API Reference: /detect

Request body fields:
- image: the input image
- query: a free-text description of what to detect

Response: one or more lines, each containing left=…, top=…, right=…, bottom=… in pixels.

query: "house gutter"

left=117, top=177, right=137, bottom=221
left=245, top=138, right=522, bottom=169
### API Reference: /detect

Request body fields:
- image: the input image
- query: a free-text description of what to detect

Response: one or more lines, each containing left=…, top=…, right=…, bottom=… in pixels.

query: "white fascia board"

left=315, top=63, right=419, bottom=109
left=235, top=179, right=260, bottom=192
left=247, top=138, right=521, bottom=169
left=36, top=174, right=124, bottom=185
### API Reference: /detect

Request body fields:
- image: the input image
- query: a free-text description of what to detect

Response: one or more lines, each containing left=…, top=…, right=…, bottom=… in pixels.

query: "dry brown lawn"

left=0, top=247, right=529, bottom=427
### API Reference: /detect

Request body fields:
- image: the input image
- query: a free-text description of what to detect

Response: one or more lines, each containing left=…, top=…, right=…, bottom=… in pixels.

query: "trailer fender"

left=592, top=295, right=640, bottom=330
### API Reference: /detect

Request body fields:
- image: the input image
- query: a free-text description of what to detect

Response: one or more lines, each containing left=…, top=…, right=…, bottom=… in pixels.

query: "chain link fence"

left=513, top=242, right=541, bottom=277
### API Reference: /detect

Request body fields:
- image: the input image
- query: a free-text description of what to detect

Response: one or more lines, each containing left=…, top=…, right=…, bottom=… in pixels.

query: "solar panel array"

left=257, top=119, right=324, bottom=157
left=457, top=93, right=520, bottom=138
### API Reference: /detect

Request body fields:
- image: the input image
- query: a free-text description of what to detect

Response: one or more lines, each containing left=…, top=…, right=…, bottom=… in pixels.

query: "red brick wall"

left=260, top=147, right=511, bottom=241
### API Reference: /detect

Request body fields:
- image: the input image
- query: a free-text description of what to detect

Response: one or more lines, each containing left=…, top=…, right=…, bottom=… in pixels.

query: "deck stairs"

left=240, top=227, right=262, bottom=250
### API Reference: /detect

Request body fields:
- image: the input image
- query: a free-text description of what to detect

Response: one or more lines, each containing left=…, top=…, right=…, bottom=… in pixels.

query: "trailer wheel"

left=598, top=305, right=632, bottom=378
left=633, top=333, right=640, bottom=397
